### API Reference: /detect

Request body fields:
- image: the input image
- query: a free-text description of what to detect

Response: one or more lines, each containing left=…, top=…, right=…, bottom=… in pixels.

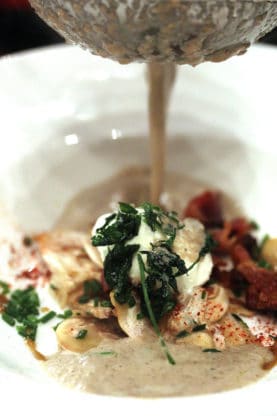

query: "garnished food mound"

left=0, top=191, right=276, bottom=370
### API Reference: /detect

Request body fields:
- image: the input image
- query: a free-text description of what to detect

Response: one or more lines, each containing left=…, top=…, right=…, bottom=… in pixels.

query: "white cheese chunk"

left=173, top=218, right=213, bottom=293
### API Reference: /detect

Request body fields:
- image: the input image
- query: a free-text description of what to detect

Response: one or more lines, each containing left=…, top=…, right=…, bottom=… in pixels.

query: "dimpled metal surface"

left=29, top=1, right=277, bottom=64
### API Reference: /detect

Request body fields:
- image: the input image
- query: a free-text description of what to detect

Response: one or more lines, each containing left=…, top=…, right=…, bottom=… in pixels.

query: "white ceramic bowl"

left=0, top=44, right=276, bottom=416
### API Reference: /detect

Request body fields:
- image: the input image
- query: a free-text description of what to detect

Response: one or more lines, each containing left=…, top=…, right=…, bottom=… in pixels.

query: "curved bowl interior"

left=0, top=44, right=276, bottom=415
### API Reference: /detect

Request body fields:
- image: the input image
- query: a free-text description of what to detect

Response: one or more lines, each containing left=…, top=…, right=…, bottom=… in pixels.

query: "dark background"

left=0, top=1, right=277, bottom=56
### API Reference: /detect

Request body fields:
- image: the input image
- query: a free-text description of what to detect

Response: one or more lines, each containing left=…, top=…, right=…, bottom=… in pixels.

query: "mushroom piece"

left=166, top=285, right=229, bottom=337
left=261, top=237, right=277, bottom=269
left=204, top=284, right=229, bottom=324
left=35, top=230, right=102, bottom=308
left=215, top=314, right=254, bottom=347
left=176, top=331, right=214, bottom=349
left=56, top=318, right=103, bottom=353
left=110, top=292, right=153, bottom=338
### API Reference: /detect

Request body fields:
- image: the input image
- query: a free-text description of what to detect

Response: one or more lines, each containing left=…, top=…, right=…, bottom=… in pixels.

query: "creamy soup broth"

left=39, top=63, right=276, bottom=397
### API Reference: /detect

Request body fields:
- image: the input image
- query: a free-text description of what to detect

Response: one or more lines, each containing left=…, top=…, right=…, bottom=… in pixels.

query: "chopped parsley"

left=140, top=203, right=184, bottom=248
left=2, top=287, right=40, bottom=340
left=138, top=254, right=175, bottom=365
left=92, top=203, right=141, bottom=246
left=258, top=259, right=272, bottom=270
left=269, top=335, right=277, bottom=341
left=75, top=329, right=88, bottom=339
left=78, top=279, right=103, bottom=304
left=202, top=348, right=221, bottom=353
left=39, top=311, right=56, bottom=323
left=136, top=312, right=144, bottom=320
left=231, top=313, right=248, bottom=329
left=100, top=300, right=112, bottom=308
left=139, top=246, right=184, bottom=321
left=259, top=234, right=269, bottom=253
left=23, top=236, right=33, bottom=247
left=0, top=287, right=62, bottom=340
left=250, top=220, right=259, bottom=231
left=176, top=330, right=189, bottom=339
left=0, top=280, right=10, bottom=295
left=192, top=324, right=206, bottom=332
left=93, top=351, right=116, bottom=356
left=57, top=309, right=73, bottom=319
left=104, top=243, right=139, bottom=305
left=2, top=312, right=15, bottom=326
left=176, top=324, right=206, bottom=339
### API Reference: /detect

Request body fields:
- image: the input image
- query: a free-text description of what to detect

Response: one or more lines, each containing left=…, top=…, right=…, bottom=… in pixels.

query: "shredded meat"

left=211, top=218, right=253, bottom=255
left=238, top=262, right=277, bottom=311
left=211, top=266, right=248, bottom=297
left=185, top=191, right=276, bottom=313
left=183, top=190, right=223, bottom=228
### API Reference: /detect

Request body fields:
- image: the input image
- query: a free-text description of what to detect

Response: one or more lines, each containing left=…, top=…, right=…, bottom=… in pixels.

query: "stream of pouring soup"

left=148, top=62, right=176, bottom=204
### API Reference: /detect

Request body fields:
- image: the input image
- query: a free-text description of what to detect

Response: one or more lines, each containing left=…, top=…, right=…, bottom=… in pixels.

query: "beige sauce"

left=48, top=168, right=276, bottom=398
left=55, top=166, right=241, bottom=232
left=45, top=338, right=273, bottom=398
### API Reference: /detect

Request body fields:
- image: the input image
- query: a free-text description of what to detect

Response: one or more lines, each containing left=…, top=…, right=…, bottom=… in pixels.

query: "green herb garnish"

left=1, top=286, right=76, bottom=340
left=140, top=203, right=183, bottom=248
left=258, top=259, right=272, bottom=270
left=3, top=287, right=40, bottom=340
left=192, top=324, right=206, bottom=332
left=75, top=329, right=88, bottom=339
left=104, top=244, right=140, bottom=305
left=94, top=351, right=116, bottom=356
left=138, top=254, right=175, bottom=365
left=100, top=300, right=112, bottom=308
left=201, top=291, right=206, bottom=299
left=78, top=279, right=103, bottom=304
left=250, top=220, right=259, bottom=231
left=136, top=312, right=144, bottom=320
left=0, top=281, right=10, bottom=295
left=259, top=234, right=269, bottom=253
left=176, top=330, right=189, bottom=339
left=23, top=236, right=33, bottom=246
left=270, top=335, right=277, bottom=341
left=2, top=312, right=15, bottom=326
left=57, top=309, right=72, bottom=319
left=231, top=313, right=248, bottom=329
left=39, top=310, right=56, bottom=323
left=92, top=203, right=141, bottom=246
left=139, top=246, right=185, bottom=320
left=203, top=348, right=221, bottom=353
